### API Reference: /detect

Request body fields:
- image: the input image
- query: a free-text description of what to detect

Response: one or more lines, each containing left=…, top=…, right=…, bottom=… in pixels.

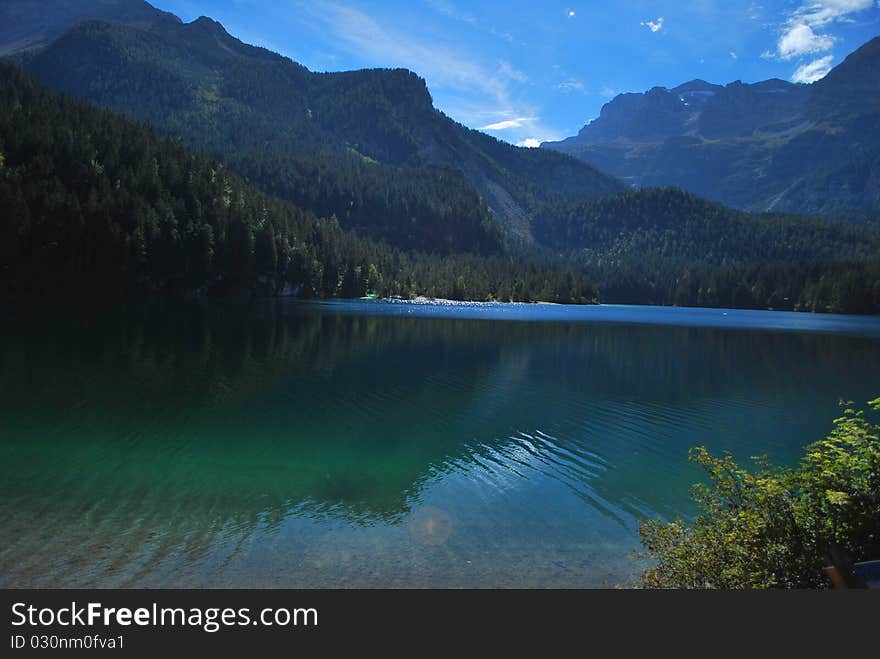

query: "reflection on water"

left=1, top=300, right=878, bottom=587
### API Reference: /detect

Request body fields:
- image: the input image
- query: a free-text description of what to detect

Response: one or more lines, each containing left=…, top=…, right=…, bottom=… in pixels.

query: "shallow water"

left=1, top=300, right=879, bottom=587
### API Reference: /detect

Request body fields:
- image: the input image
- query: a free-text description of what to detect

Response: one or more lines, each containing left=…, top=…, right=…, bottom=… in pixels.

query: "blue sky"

left=151, top=1, right=880, bottom=146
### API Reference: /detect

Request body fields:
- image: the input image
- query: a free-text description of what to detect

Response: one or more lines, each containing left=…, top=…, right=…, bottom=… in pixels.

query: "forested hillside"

left=4, top=3, right=880, bottom=314
left=535, top=189, right=880, bottom=313
left=534, top=188, right=877, bottom=261
left=0, top=64, right=599, bottom=304
left=0, top=0, right=180, bottom=55
left=3, top=62, right=878, bottom=312
left=15, top=15, right=622, bottom=246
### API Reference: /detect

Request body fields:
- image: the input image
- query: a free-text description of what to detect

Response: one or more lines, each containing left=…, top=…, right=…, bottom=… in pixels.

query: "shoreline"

left=359, top=295, right=565, bottom=306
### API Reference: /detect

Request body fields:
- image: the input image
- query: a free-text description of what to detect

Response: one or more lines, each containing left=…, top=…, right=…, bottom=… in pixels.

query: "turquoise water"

left=1, top=300, right=879, bottom=587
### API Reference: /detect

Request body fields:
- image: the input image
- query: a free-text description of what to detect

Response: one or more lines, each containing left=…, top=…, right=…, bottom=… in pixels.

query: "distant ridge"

left=0, top=0, right=180, bottom=55
left=8, top=2, right=623, bottom=246
left=543, top=36, right=880, bottom=218
left=3, top=1, right=879, bottom=314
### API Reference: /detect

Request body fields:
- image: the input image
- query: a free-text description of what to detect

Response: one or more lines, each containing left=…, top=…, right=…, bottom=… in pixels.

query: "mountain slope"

left=544, top=37, right=880, bottom=217
left=2, top=62, right=877, bottom=312
left=0, top=0, right=180, bottom=55
left=534, top=188, right=876, bottom=261
left=808, top=35, right=880, bottom=121
left=13, top=9, right=623, bottom=247
left=536, top=188, right=880, bottom=313
left=5, top=3, right=879, bottom=314
left=0, top=63, right=600, bottom=303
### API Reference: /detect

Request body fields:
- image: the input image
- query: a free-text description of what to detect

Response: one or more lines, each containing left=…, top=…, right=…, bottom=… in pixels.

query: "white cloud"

left=768, top=1, right=874, bottom=82
left=311, top=3, right=506, bottom=100
left=778, top=23, right=836, bottom=59
left=730, top=51, right=738, bottom=59
left=600, top=86, right=617, bottom=98
left=299, top=3, right=518, bottom=127
left=518, top=138, right=542, bottom=148
left=555, top=80, right=586, bottom=93
left=774, top=1, right=874, bottom=60
left=791, top=0, right=875, bottom=28
left=422, top=0, right=477, bottom=25
left=481, top=117, right=537, bottom=131
left=641, top=17, right=665, bottom=32
left=294, top=2, right=562, bottom=145
left=746, top=1, right=765, bottom=21
left=424, top=0, right=522, bottom=44
left=791, top=54, right=835, bottom=82
left=497, top=60, right=528, bottom=83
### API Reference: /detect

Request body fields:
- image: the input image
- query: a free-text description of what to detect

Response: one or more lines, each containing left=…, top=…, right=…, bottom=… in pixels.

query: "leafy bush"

left=638, top=397, right=880, bottom=588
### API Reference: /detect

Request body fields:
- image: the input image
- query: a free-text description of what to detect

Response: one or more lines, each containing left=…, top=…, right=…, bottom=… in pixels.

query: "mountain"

left=0, top=63, right=600, bottom=303
left=808, top=35, right=880, bottom=121
left=3, top=3, right=879, bottom=313
left=535, top=188, right=874, bottom=261
left=538, top=188, right=880, bottom=313
left=544, top=37, right=880, bottom=218
left=4, top=64, right=876, bottom=314
left=8, top=5, right=623, bottom=249
left=0, top=0, right=181, bottom=55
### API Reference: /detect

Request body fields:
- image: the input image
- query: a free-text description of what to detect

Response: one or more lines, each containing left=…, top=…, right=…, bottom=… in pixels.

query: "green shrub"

left=638, top=398, right=880, bottom=588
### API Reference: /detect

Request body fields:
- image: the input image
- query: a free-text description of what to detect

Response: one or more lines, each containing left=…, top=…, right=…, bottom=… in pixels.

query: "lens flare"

left=408, top=507, right=453, bottom=546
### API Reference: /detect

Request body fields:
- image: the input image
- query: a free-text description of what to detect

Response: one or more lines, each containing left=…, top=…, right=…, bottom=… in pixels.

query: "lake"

left=1, top=300, right=879, bottom=588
